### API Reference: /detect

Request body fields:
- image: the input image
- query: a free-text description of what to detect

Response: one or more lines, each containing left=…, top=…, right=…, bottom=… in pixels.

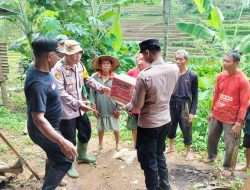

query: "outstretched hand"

left=93, top=110, right=101, bottom=118
left=101, top=87, right=111, bottom=95
left=80, top=101, right=95, bottom=112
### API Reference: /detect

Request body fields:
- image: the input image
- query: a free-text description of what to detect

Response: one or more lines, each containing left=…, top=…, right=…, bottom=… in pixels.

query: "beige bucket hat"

left=92, top=55, right=120, bottom=71
left=60, top=40, right=83, bottom=55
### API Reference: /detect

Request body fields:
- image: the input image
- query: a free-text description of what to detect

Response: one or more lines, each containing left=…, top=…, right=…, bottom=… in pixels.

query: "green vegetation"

left=0, top=2, right=249, bottom=188
left=0, top=106, right=26, bottom=133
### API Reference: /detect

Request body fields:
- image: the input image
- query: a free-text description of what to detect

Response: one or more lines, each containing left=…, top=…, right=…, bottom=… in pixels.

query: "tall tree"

left=163, top=0, right=171, bottom=61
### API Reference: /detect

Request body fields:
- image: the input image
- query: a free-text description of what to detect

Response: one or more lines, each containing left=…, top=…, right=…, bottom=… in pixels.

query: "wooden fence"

left=0, top=43, right=9, bottom=106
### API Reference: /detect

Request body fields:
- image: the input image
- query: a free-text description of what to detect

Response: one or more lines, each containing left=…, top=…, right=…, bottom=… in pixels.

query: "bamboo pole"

left=0, top=131, right=40, bottom=180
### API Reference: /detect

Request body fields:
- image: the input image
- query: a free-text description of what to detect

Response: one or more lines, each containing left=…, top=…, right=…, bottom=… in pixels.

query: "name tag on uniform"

left=66, top=69, right=71, bottom=77
left=67, top=78, right=74, bottom=92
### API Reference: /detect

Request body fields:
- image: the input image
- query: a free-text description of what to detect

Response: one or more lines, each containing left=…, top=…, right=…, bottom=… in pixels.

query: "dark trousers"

left=60, top=113, right=91, bottom=146
left=168, top=98, right=192, bottom=145
left=136, top=123, right=171, bottom=190
left=207, top=117, right=240, bottom=170
left=28, top=127, right=73, bottom=190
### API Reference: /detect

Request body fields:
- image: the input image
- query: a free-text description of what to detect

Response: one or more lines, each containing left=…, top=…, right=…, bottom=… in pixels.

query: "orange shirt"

left=212, top=70, right=249, bottom=124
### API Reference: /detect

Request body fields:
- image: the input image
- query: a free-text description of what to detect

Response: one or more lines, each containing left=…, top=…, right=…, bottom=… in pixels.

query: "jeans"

left=28, top=127, right=73, bottom=190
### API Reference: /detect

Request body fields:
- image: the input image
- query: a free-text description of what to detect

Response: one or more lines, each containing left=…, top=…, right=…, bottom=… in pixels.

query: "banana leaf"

left=207, top=5, right=224, bottom=30
left=236, top=34, right=250, bottom=54
left=176, top=22, right=216, bottom=41
left=194, top=0, right=211, bottom=14
left=110, top=7, right=122, bottom=51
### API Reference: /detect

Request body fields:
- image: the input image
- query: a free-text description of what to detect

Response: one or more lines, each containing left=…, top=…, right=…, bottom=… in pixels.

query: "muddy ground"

left=0, top=131, right=247, bottom=190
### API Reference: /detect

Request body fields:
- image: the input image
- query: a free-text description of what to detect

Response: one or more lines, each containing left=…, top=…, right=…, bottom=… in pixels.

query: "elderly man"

left=24, top=37, right=77, bottom=189
left=123, top=39, right=179, bottom=190
left=53, top=40, right=110, bottom=178
left=204, top=51, right=249, bottom=177
left=166, top=50, right=198, bottom=161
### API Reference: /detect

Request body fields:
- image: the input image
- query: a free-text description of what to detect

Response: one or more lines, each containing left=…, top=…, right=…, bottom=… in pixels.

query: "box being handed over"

left=110, top=73, right=136, bottom=104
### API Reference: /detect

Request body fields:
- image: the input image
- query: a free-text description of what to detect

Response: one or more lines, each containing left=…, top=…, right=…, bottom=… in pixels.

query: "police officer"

left=123, top=39, right=179, bottom=190
left=53, top=40, right=110, bottom=178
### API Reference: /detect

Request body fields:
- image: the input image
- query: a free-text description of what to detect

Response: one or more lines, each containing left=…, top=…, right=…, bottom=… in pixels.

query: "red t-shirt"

left=127, top=68, right=140, bottom=114
left=212, top=70, right=249, bottom=124
left=127, top=68, right=140, bottom=79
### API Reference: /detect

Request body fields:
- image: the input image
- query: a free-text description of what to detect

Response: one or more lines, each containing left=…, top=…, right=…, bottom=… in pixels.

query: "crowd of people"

left=24, top=36, right=249, bottom=190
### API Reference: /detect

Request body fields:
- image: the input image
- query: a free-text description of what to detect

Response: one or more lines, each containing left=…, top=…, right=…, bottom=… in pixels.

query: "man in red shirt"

left=203, top=51, right=250, bottom=177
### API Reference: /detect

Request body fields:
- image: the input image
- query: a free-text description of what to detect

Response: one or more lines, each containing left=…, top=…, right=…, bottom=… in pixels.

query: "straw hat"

left=92, top=55, right=120, bottom=71
left=59, top=40, right=83, bottom=55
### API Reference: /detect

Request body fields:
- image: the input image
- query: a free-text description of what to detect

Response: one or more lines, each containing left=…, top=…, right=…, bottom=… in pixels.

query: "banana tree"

left=85, top=0, right=125, bottom=53
left=1, top=0, right=129, bottom=75
left=176, top=0, right=250, bottom=65
left=0, top=0, right=42, bottom=48
left=0, top=0, right=45, bottom=78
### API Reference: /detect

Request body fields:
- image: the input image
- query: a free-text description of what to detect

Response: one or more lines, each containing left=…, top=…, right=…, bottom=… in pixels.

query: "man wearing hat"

left=90, top=55, right=121, bottom=151
left=123, top=39, right=179, bottom=190
left=24, top=37, right=77, bottom=189
left=52, top=40, right=110, bottom=178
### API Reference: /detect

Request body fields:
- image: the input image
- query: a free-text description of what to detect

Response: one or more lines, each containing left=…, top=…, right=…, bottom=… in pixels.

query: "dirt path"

left=64, top=136, right=208, bottom=190
left=0, top=133, right=247, bottom=190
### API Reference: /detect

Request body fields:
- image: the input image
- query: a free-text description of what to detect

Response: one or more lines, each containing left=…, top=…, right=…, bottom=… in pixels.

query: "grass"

left=0, top=106, right=26, bottom=133
left=0, top=144, right=8, bottom=153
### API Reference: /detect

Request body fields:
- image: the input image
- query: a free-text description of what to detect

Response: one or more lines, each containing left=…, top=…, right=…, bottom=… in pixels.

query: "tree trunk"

left=0, top=81, right=8, bottom=107
left=163, top=0, right=171, bottom=61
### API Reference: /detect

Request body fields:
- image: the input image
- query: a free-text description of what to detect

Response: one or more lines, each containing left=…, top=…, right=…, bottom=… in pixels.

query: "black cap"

left=32, top=37, right=59, bottom=55
left=139, top=38, right=161, bottom=53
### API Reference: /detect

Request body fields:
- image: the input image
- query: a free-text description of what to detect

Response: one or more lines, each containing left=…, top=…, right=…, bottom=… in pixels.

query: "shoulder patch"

left=54, top=71, right=62, bottom=80
left=83, top=69, right=89, bottom=79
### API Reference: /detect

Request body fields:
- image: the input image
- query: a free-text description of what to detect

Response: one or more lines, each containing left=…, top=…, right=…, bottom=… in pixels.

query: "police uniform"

left=125, top=38, right=179, bottom=190
left=53, top=58, right=104, bottom=145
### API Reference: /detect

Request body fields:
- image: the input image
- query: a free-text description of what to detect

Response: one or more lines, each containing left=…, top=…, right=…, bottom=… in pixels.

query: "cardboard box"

left=110, top=74, right=136, bottom=104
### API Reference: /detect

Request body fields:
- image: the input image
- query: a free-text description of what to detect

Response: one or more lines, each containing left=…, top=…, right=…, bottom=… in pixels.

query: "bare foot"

left=203, top=156, right=216, bottom=163
left=165, top=148, right=175, bottom=154
left=185, top=151, right=193, bottom=161
left=99, top=144, right=103, bottom=150
left=235, top=165, right=247, bottom=171
left=116, top=143, right=121, bottom=151
left=222, top=169, right=232, bottom=177
left=94, top=144, right=103, bottom=156
left=94, top=149, right=101, bottom=156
